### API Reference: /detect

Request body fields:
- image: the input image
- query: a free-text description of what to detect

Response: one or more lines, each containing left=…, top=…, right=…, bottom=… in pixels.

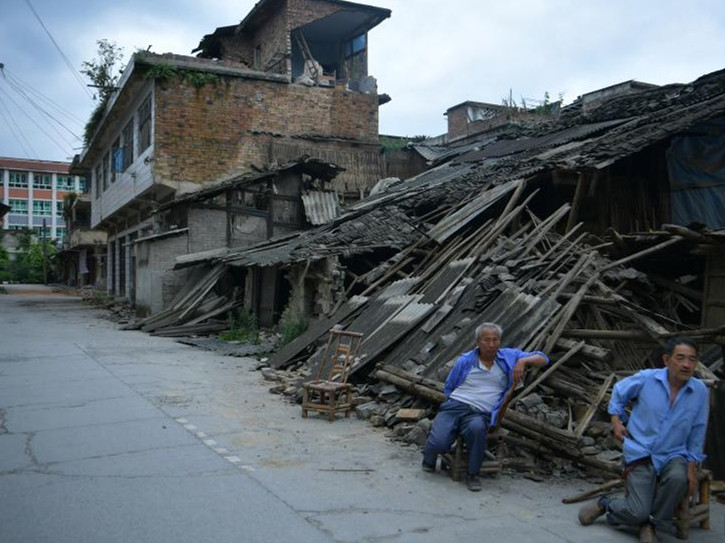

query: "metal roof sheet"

left=301, top=191, right=340, bottom=225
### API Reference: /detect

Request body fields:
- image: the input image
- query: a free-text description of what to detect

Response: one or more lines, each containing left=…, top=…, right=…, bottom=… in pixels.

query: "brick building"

left=71, top=0, right=391, bottom=308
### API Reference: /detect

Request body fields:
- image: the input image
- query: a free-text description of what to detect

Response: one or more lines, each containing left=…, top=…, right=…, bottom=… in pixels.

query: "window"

left=102, top=153, right=110, bottom=191
left=94, top=164, right=102, bottom=199
left=33, top=200, right=52, bottom=216
left=55, top=227, right=66, bottom=243
left=79, top=177, right=88, bottom=193
left=122, top=120, right=134, bottom=170
left=9, top=199, right=28, bottom=214
left=57, top=175, right=75, bottom=191
left=111, top=138, right=121, bottom=183
left=137, top=95, right=152, bottom=153
left=254, top=45, right=262, bottom=70
left=9, top=172, right=28, bottom=188
left=33, top=173, right=52, bottom=189
left=56, top=201, right=64, bottom=216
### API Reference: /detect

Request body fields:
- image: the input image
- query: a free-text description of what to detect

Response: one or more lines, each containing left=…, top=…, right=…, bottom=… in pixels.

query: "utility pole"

left=42, top=219, right=47, bottom=285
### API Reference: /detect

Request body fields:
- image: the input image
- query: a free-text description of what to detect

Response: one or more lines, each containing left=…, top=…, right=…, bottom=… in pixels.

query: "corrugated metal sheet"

left=428, top=179, right=520, bottom=242
left=453, top=119, right=629, bottom=163
left=301, top=191, right=340, bottom=225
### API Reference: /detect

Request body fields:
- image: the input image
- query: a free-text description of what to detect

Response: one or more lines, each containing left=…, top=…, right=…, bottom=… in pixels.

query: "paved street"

left=1, top=285, right=723, bottom=543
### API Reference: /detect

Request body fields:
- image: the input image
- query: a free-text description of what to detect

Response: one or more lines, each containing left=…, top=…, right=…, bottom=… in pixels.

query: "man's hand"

left=513, top=355, right=547, bottom=386
left=611, top=415, right=630, bottom=442
left=513, top=360, right=526, bottom=385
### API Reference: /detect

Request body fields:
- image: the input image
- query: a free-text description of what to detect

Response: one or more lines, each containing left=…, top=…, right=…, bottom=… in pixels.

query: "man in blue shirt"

left=578, top=338, right=709, bottom=543
left=422, top=322, right=548, bottom=491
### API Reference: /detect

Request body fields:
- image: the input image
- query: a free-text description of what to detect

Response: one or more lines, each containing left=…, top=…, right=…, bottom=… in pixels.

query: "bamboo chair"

left=301, top=329, right=363, bottom=422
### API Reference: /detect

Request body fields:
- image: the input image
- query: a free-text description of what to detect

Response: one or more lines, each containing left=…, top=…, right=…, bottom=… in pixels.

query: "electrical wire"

left=3, top=66, right=84, bottom=125
left=1, top=69, right=82, bottom=141
left=0, top=84, right=71, bottom=155
left=0, top=93, right=36, bottom=158
left=23, top=0, right=94, bottom=100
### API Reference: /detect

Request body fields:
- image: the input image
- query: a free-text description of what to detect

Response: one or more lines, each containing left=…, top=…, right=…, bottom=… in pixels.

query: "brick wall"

left=220, top=2, right=289, bottom=73
left=287, top=0, right=343, bottom=32
left=153, top=75, right=380, bottom=189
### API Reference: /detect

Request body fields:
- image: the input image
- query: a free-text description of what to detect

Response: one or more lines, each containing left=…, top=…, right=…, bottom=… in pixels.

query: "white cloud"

left=1, top=0, right=724, bottom=158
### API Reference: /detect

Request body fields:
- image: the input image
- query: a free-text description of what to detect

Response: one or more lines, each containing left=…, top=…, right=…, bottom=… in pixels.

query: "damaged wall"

left=135, top=232, right=191, bottom=316
left=153, top=76, right=379, bottom=191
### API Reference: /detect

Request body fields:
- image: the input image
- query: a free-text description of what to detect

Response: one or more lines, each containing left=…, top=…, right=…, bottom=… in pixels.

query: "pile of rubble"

left=256, top=207, right=722, bottom=476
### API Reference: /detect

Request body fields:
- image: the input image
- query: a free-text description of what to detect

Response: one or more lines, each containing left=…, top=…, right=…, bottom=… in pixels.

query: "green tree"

left=80, top=39, right=125, bottom=102
left=0, top=244, right=10, bottom=282
left=81, top=39, right=125, bottom=145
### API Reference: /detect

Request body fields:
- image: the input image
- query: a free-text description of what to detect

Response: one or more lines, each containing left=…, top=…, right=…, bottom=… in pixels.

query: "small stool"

left=440, top=434, right=503, bottom=482
left=673, top=468, right=711, bottom=540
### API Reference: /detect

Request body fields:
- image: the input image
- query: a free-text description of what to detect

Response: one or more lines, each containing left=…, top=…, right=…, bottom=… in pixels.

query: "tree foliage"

left=0, top=230, right=58, bottom=283
left=80, top=39, right=125, bottom=102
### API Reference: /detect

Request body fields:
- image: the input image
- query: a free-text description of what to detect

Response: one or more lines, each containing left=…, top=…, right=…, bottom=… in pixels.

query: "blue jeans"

left=606, top=457, right=689, bottom=528
left=423, top=399, right=492, bottom=475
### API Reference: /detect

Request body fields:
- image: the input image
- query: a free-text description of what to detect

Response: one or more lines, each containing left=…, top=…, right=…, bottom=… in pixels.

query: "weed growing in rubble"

left=220, top=308, right=260, bottom=344
left=277, top=303, right=308, bottom=347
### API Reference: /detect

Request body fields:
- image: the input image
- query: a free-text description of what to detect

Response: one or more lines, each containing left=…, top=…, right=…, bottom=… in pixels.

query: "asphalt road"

left=1, top=284, right=723, bottom=543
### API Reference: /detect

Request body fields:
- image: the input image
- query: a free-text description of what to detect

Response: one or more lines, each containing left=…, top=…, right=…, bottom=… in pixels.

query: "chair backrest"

left=313, top=329, right=363, bottom=383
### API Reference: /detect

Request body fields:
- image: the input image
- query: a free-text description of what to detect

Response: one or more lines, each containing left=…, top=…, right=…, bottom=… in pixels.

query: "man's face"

left=664, top=344, right=698, bottom=385
left=476, top=329, right=501, bottom=358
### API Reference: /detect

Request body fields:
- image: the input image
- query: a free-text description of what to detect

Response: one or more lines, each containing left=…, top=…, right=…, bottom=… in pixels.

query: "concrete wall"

left=188, top=208, right=227, bottom=254
left=135, top=232, right=190, bottom=316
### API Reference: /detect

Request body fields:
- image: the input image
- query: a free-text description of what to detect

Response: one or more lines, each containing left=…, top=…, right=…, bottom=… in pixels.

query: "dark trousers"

left=423, top=399, right=491, bottom=475
left=607, top=457, right=689, bottom=528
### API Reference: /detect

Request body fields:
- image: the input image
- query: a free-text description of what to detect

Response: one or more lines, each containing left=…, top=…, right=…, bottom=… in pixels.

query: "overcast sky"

left=1, top=0, right=724, bottom=163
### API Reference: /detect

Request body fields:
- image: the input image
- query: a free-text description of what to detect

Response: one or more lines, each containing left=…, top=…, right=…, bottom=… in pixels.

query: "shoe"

left=638, top=523, right=659, bottom=543
left=465, top=473, right=482, bottom=492
left=422, top=460, right=436, bottom=473
left=578, top=499, right=605, bottom=526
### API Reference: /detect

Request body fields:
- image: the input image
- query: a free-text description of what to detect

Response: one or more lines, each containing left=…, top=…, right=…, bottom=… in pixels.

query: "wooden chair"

left=301, top=329, right=363, bottom=422
left=440, top=431, right=504, bottom=481
left=673, top=468, right=711, bottom=540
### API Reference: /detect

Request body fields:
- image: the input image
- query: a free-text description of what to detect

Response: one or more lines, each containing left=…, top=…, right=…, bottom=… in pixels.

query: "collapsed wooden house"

left=134, top=68, right=725, bottom=474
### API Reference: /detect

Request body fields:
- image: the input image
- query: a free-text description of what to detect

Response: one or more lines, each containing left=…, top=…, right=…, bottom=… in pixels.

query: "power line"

left=3, top=66, right=84, bottom=125
left=0, top=93, right=36, bottom=158
left=24, top=0, right=93, bottom=100
left=1, top=68, right=82, bottom=141
left=0, top=84, right=70, bottom=155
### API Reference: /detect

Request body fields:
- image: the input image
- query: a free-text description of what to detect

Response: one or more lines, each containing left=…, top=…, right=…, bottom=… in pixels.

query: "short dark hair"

left=664, top=337, right=698, bottom=356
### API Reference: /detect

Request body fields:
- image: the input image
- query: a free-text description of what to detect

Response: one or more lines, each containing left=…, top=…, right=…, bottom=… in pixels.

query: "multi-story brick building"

left=0, top=157, right=88, bottom=247
left=71, top=0, right=391, bottom=309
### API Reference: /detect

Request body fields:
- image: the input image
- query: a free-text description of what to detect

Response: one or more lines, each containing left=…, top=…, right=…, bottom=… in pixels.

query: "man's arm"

left=608, top=372, right=647, bottom=440
left=685, top=385, right=710, bottom=495
left=610, top=414, right=630, bottom=442
left=512, top=353, right=548, bottom=385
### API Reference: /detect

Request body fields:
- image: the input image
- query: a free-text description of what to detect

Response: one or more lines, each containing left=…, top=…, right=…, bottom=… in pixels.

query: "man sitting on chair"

left=578, top=337, right=709, bottom=543
left=422, top=322, right=548, bottom=491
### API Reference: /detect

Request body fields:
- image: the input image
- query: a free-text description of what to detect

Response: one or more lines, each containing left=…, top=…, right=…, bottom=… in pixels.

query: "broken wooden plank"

left=574, top=373, right=615, bottom=439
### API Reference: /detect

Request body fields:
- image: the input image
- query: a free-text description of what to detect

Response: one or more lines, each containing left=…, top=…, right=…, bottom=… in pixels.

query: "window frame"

left=137, top=94, right=152, bottom=154
left=8, top=198, right=28, bottom=214
left=32, top=200, right=52, bottom=216
left=8, top=171, right=28, bottom=188
left=33, top=173, right=52, bottom=190
left=122, top=120, right=134, bottom=171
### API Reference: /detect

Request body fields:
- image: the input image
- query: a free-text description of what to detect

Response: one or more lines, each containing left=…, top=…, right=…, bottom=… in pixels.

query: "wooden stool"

left=440, top=434, right=503, bottom=481
left=673, top=468, right=711, bottom=540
